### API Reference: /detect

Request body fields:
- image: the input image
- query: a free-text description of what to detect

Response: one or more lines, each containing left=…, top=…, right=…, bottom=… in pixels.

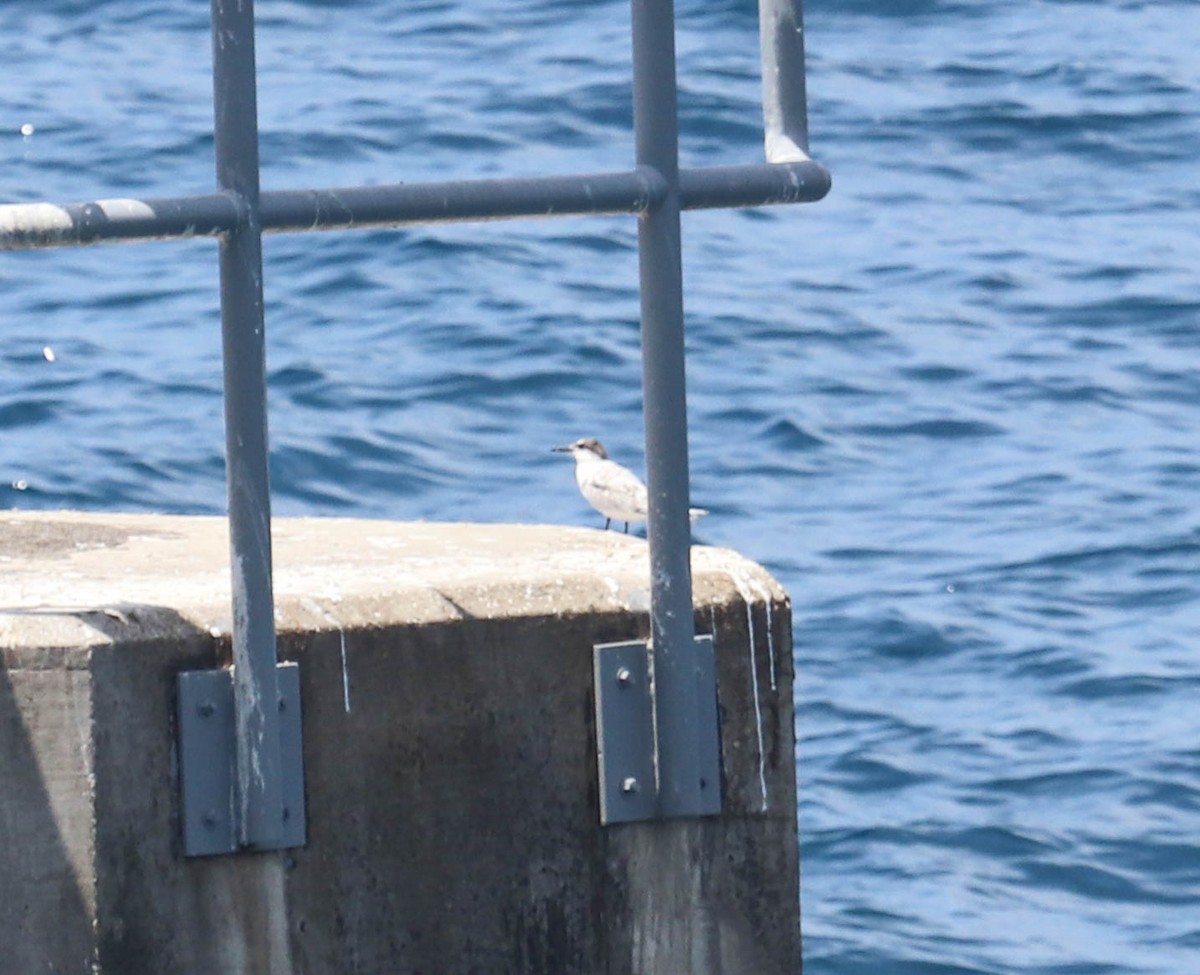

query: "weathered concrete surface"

left=0, top=511, right=799, bottom=975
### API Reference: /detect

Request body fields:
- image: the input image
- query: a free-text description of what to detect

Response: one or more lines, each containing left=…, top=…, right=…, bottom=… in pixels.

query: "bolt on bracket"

left=176, top=661, right=306, bottom=857
left=593, top=635, right=721, bottom=825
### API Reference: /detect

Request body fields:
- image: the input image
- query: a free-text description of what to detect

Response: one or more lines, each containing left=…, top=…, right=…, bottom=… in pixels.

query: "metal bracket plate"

left=595, top=641, right=657, bottom=824
left=177, top=662, right=306, bottom=857
left=594, top=635, right=721, bottom=825
left=683, top=634, right=722, bottom=820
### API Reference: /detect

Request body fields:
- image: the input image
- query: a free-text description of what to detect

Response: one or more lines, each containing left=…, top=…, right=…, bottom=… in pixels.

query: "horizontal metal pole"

left=0, top=194, right=240, bottom=249
left=0, top=160, right=829, bottom=251
left=260, top=166, right=669, bottom=234
left=680, top=159, right=829, bottom=211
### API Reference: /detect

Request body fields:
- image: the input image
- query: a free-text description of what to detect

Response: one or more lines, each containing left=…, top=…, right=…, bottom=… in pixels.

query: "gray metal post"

left=630, top=0, right=704, bottom=818
left=210, top=0, right=284, bottom=849
left=759, top=0, right=810, bottom=162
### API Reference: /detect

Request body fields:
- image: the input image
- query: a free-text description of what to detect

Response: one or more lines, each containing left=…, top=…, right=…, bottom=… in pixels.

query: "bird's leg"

left=604, top=517, right=611, bottom=531
left=623, top=522, right=629, bottom=534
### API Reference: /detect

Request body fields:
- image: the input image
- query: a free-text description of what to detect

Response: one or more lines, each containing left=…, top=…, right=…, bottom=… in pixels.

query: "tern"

left=552, top=437, right=708, bottom=533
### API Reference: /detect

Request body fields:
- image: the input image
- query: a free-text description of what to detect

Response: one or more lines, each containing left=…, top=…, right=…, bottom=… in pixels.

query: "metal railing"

left=0, top=0, right=829, bottom=854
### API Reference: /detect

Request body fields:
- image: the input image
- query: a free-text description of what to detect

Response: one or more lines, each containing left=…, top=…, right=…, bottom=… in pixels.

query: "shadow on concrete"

left=0, top=647, right=97, bottom=974
left=0, top=601, right=226, bottom=973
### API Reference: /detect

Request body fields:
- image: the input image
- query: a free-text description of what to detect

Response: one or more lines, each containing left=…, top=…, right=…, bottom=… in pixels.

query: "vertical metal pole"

left=630, top=0, right=703, bottom=817
left=210, top=0, right=284, bottom=848
left=758, top=0, right=810, bottom=162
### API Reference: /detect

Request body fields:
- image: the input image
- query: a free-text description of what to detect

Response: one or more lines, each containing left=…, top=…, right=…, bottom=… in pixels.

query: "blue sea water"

left=2, top=0, right=1199, bottom=971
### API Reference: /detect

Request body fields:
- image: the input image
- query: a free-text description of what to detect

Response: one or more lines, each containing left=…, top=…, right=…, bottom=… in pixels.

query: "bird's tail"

left=688, top=507, right=709, bottom=523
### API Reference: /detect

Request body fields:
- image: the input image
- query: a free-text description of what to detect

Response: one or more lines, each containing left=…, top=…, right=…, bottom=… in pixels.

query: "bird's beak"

left=551, top=445, right=572, bottom=453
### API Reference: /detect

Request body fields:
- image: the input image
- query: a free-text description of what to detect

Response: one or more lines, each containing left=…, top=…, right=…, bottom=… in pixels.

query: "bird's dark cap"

left=552, top=438, right=608, bottom=459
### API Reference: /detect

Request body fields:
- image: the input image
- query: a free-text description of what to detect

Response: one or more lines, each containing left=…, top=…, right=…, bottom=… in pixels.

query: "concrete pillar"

left=0, top=513, right=800, bottom=974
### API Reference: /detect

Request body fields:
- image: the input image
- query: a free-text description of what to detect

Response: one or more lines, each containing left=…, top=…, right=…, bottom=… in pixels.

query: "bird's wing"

left=581, top=460, right=649, bottom=519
